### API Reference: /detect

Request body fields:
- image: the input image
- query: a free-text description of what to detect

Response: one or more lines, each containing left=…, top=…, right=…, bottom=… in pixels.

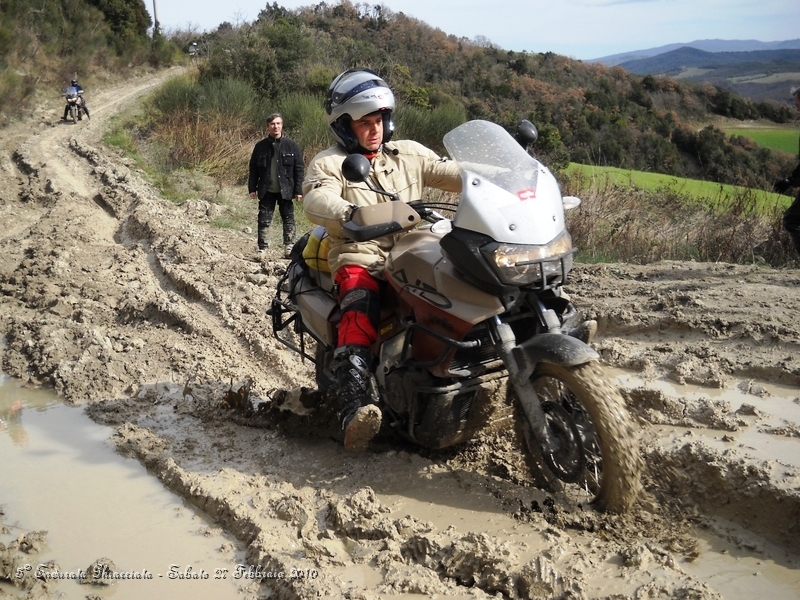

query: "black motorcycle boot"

left=334, top=345, right=381, bottom=453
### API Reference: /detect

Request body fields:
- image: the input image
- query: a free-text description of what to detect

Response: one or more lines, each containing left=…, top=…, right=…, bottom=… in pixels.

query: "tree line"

left=2, top=0, right=797, bottom=189
left=179, top=1, right=797, bottom=189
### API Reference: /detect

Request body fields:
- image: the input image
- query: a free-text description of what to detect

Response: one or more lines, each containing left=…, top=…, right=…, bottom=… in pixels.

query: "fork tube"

left=489, top=317, right=555, bottom=452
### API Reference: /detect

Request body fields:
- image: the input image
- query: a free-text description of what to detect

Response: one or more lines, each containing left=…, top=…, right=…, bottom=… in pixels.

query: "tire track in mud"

left=2, top=69, right=302, bottom=400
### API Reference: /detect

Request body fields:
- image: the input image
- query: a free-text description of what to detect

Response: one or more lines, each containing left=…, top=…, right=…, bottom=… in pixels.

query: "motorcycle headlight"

left=481, top=232, right=575, bottom=287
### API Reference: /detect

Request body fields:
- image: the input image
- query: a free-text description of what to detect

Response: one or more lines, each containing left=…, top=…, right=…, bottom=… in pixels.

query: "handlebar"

left=341, top=201, right=422, bottom=242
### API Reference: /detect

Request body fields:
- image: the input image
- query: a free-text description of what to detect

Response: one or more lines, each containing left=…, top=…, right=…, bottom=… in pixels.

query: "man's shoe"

left=343, top=404, right=381, bottom=453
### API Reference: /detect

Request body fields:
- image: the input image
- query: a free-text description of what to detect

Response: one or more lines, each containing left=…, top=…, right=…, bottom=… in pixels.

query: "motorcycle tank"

left=386, top=227, right=503, bottom=324
left=444, top=120, right=566, bottom=245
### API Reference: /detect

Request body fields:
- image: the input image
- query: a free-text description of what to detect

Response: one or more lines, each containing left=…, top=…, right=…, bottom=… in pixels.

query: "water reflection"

left=0, top=374, right=61, bottom=447
left=0, top=398, right=27, bottom=446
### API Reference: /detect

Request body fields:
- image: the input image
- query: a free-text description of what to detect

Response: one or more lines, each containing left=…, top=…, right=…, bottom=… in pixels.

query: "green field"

left=723, top=127, right=799, bottom=154
left=564, top=163, right=791, bottom=214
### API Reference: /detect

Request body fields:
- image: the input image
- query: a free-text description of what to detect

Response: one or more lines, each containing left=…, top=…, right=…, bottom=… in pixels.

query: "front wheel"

left=69, top=104, right=78, bottom=123
left=518, top=361, right=641, bottom=513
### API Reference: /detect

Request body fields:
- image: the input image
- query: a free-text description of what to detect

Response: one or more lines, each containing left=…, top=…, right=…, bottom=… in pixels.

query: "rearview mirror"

left=342, top=154, right=371, bottom=183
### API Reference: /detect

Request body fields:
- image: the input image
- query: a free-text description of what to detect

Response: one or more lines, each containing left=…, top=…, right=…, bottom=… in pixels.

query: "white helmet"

left=324, top=68, right=395, bottom=152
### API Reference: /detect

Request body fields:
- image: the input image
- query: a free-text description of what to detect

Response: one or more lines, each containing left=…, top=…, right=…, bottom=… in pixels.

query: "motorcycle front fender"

left=512, top=332, right=599, bottom=377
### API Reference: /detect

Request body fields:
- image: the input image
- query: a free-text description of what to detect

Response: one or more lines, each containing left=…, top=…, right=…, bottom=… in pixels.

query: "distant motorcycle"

left=63, top=86, right=88, bottom=123
left=270, top=119, right=642, bottom=513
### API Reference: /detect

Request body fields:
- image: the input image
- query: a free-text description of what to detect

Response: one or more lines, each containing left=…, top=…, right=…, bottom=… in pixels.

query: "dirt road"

left=1, top=69, right=799, bottom=599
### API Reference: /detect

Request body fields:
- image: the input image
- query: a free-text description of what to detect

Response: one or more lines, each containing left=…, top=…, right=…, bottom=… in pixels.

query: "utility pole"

left=152, top=0, right=160, bottom=37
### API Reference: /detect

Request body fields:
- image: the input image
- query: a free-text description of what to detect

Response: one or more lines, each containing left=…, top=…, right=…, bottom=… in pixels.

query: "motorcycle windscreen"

left=66, top=86, right=79, bottom=96
left=444, top=120, right=566, bottom=245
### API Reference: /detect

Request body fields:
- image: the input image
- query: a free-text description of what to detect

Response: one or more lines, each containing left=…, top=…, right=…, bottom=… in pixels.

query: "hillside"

left=594, top=42, right=800, bottom=105
left=620, top=47, right=800, bottom=74
left=0, top=0, right=180, bottom=126
left=152, top=2, right=797, bottom=194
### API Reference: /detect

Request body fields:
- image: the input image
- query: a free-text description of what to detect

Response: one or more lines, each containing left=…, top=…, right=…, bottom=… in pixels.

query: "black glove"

left=773, top=178, right=791, bottom=194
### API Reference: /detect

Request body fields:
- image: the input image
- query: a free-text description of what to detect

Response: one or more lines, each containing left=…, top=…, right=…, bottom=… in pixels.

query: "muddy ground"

left=0, top=68, right=799, bottom=599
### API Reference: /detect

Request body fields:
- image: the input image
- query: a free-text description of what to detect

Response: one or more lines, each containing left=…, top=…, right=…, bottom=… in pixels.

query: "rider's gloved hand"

left=773, top=178, right=791, bottom=194
left=345, top=205, right=359, bottom=221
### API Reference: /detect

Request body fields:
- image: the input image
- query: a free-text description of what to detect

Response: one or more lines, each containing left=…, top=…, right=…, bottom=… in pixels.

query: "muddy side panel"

left=293, top=274, right=337, bottom=346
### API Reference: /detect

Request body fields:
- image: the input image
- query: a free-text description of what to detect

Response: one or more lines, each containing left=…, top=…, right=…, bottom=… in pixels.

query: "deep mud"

left=1, top=68, right=799, bottom=599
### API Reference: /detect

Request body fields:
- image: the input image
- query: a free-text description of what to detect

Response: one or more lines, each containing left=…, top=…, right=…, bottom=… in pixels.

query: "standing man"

left=774, top=88, right=800, bottom=260
left=248, top=113, right=304, bottom=258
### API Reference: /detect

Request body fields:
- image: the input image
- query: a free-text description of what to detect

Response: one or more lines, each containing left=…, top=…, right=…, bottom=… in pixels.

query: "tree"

left=85, top=0, right=151, bottom=40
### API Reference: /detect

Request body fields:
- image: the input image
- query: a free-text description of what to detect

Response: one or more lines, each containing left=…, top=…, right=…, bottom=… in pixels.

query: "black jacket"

left=248, top=136, right=304, bottom=200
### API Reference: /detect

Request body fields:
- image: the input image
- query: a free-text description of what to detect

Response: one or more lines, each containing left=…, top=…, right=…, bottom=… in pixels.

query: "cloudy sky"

left=148, top=0, right=798, bottom=60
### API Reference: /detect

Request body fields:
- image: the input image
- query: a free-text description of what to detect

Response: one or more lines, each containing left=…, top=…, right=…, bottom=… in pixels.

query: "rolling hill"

left=622, top=47, right=800, bottom=104
left=590, top=39, right=800, bottom=67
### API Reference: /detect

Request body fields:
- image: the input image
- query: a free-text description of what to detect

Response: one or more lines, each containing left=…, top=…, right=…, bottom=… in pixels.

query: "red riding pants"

left=334, top=265, right=381, bottom=348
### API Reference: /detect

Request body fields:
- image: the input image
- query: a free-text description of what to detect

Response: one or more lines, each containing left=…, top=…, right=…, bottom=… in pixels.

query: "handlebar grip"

left=342, top=220, right=404, bottom=242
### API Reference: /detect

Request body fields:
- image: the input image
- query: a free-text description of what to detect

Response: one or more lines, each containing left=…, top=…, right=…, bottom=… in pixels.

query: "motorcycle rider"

left=62, top=78, right=90, bottom=121
left=773, top=87, right=800, bottom=259
left=303, top=68, right=462, bottom=453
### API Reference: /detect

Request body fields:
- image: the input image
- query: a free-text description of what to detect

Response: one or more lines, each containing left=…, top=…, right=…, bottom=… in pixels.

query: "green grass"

left=564, top=163, right=791, bottom=215
left=723, top=127, right=799, bottom=154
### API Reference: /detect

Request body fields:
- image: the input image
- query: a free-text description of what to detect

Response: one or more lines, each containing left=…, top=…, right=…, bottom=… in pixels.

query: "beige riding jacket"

left=302, top=140, right=462, bottom=275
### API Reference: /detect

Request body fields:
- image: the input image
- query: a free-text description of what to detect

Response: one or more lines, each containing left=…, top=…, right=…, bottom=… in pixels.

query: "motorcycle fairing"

left=386, top=228, right=503, bottom=325
left=444, top=120, right=566, bottom=246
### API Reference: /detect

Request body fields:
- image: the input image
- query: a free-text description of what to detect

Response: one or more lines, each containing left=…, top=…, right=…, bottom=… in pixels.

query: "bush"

left=563, top=172, right=797, bottom=267
left=394, top=104, right=467, bottom=154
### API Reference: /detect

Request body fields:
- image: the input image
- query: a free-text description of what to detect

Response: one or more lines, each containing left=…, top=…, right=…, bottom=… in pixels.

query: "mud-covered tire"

left=518, top=361, right=642, bottom=513
left=69, top=105, right=78, bottom=124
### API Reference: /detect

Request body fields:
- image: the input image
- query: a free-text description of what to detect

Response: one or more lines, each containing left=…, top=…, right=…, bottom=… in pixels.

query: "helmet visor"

left=330, top=77, right=389, bottom=109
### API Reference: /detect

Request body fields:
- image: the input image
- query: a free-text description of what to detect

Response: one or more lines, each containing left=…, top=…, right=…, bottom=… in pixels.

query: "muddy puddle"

left=0, top=374, right=247, bottom=600
left=613, top=369, right=800, bottom=599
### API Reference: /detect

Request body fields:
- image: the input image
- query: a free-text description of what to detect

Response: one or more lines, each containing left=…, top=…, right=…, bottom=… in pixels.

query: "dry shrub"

left=563, top=173, right=796, bottom=267
left=154, top=113, right=255, bottom=184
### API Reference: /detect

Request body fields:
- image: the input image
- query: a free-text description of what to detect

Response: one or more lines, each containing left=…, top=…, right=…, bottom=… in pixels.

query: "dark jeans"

left=784, top=191, right=800, bottom=258
left=258, top=192, right=295, bottom=249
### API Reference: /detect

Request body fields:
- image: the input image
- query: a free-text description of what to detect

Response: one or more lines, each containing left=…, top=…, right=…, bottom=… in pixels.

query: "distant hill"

left=616, top=46, right=800, bottom=104
left=590, top=39, right=800, bottom=67
left=619, top=47, right=800, bottom=74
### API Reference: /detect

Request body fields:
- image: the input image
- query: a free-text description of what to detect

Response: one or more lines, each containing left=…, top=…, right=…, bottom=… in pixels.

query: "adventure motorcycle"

left=270, top=119, right=641, bottom=512
left=63, top=86, right=88, bottom=123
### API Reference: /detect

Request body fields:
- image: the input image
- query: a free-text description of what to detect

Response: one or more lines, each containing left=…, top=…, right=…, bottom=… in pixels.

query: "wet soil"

left=0, top=68, right=799, bottom=599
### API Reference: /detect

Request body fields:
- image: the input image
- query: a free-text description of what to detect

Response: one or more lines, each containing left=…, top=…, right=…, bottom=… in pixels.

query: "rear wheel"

left=518, top=361, right=641, bottom=513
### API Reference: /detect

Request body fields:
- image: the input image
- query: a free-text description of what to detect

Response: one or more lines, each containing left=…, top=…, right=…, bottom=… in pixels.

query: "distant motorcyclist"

left=302, top=68, right=462, bottom=453
left=62, top=78, right=90, bottom=121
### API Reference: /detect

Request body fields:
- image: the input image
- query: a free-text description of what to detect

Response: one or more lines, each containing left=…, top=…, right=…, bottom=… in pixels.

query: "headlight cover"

left=481, top=231, right=575, bottom=287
